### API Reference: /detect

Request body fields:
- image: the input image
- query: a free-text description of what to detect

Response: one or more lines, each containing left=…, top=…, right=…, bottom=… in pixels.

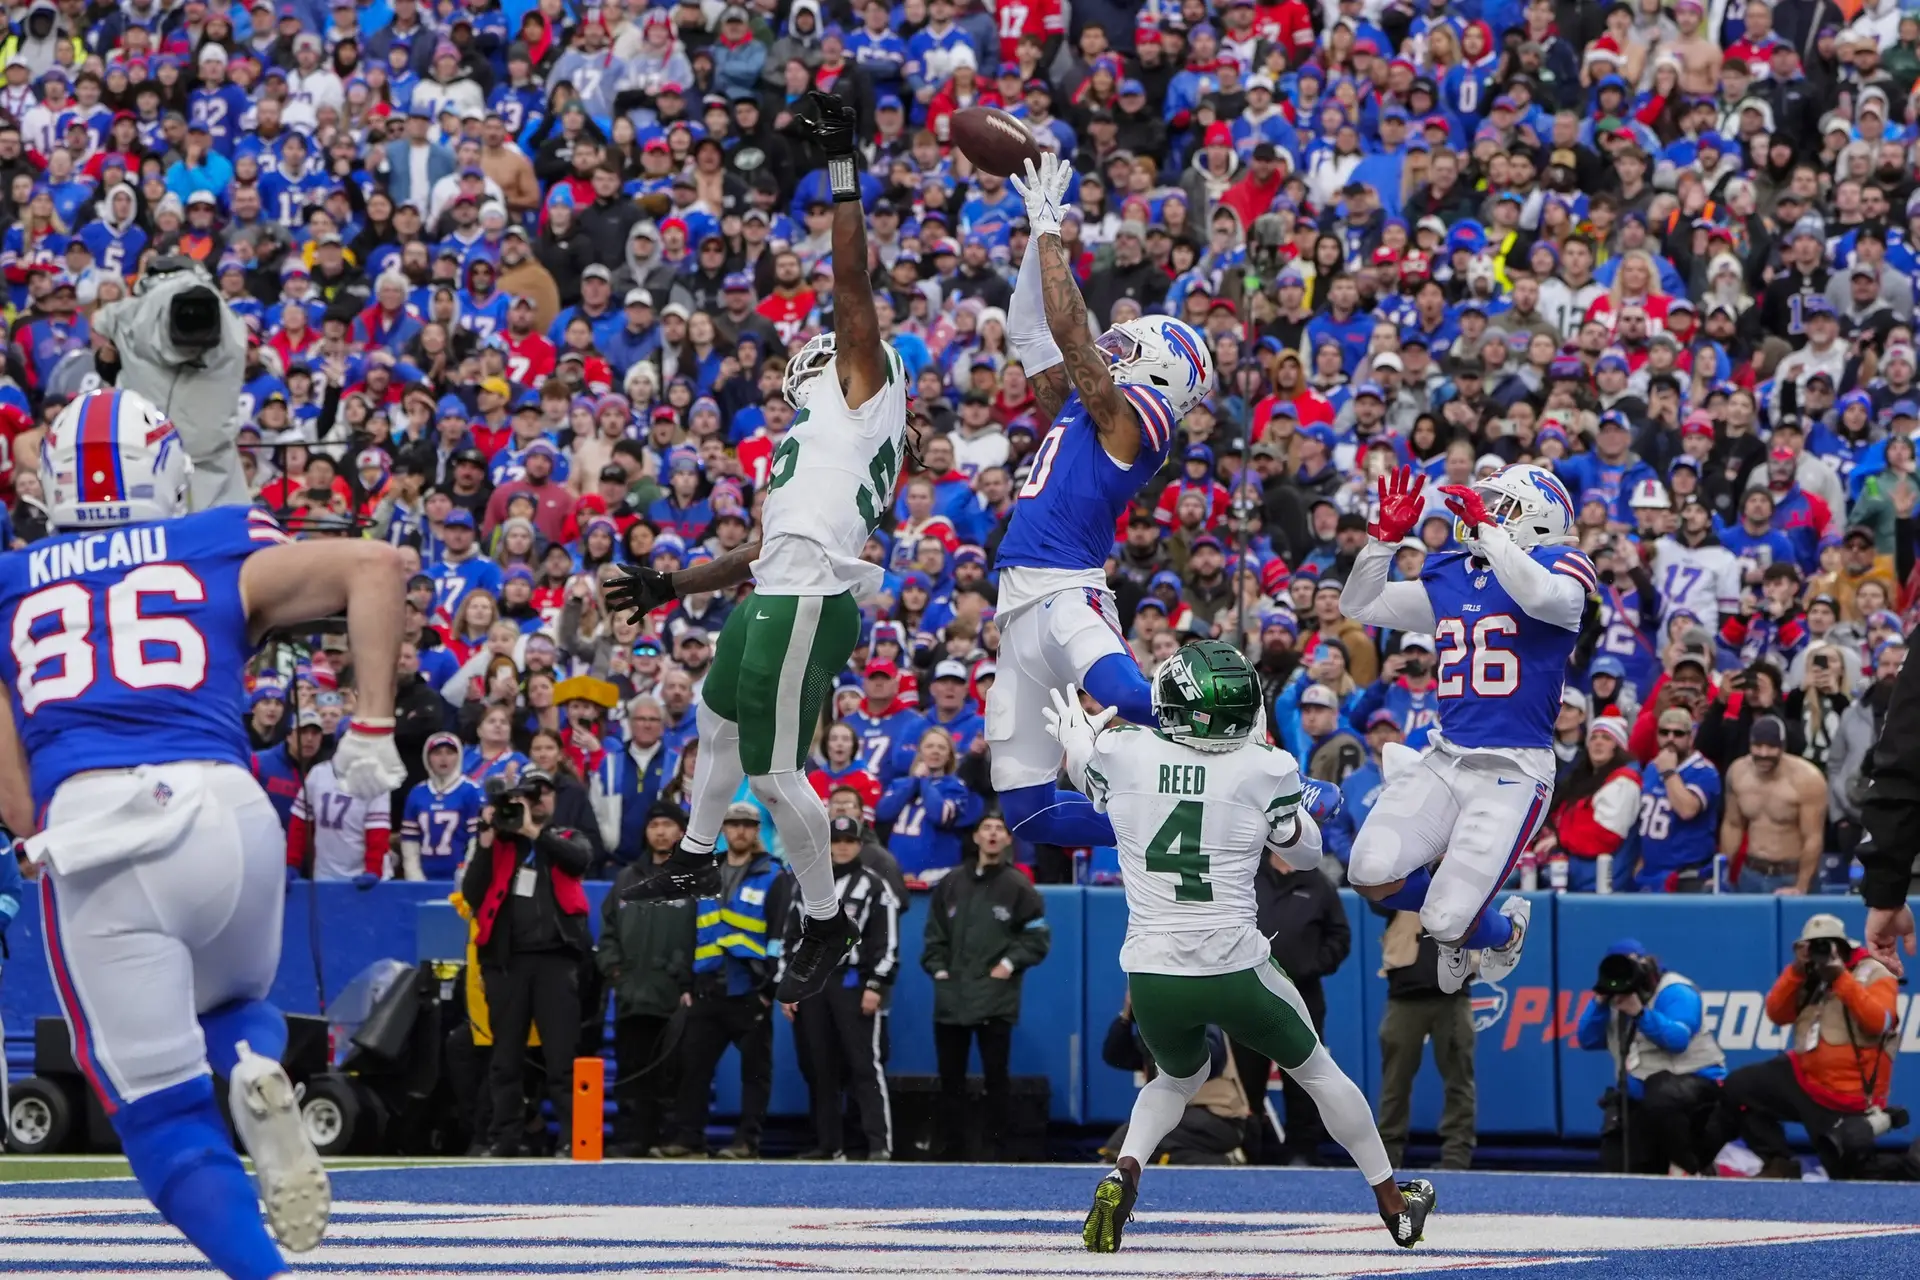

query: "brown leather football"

left=951, top=106, right=1044, bottom=179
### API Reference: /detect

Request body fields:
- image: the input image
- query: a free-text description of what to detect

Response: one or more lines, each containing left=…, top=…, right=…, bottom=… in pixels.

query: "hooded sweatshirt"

left=401, top=733, right=489, bottom=880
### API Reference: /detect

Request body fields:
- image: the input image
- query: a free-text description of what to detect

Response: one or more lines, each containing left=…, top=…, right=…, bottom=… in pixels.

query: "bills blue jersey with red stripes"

left=0, top=505, right=290, bottom=811
left=994, top=384, right=1177, bottom=573
left=1420, top=544, right=1590, bottom=751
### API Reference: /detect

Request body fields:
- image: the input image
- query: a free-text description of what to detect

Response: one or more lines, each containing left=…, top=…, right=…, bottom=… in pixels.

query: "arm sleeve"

left=1268, top=811, right=1324, bottom=872
left=1009, top=240, right=1062, bottom=377
left=1476, top=528, right=1588, bottom=630
left=1639, top=981, right=1704, bottom=1053
left=1575, top=996, right=1610, bottom=1050
left=1341, top=541, right=1439, bottom=632
left=364, top=824, right=392, bottom=877
left=861, top=878, right=902, bottom=988
left=1592, top=775, right=1643, bottom=838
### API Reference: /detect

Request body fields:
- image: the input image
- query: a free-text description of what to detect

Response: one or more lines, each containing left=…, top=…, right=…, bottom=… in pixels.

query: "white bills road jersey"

left=753, top=345, right=909, bottom=599
left=1083, top=725, right=1304, bottom=976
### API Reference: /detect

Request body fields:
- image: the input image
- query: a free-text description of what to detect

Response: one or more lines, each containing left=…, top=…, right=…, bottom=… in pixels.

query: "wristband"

left=350, top=718, right=396, bottom=733
left=827, top=155, right=860, bottom=201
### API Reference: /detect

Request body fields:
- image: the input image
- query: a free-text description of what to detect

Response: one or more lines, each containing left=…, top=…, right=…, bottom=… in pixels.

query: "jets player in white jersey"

left=1651, top=494, right=1742, bottom=629
left=606, top=93, right=922, bottom=1005
left=1341, top=464, right=1590, bottom=991
left=1046, top=642, right=1435, bottom=1253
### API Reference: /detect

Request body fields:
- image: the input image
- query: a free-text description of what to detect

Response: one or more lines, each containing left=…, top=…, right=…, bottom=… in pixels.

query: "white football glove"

left=1042, top=683, right=1117, bottom=776
left=1010, top=153, right=1074, bottom=238
left=334, top=718, right=407, bottom=798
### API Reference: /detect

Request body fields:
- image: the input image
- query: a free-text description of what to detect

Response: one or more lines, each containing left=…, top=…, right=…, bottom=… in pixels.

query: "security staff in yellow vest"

left=1576, top=939, right=1726, bottom=1174
left=654, top=802, right=791, bottom=1159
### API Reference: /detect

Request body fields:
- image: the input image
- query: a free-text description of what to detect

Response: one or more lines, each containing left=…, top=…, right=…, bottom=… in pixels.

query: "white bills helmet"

left=1095, top=317, right=1217, bottom=420
left=44, top=389, right=192, bottom=530
left=1464, top=463, right=1577, bottom=550
left=783, top=332, right=836, bottom=408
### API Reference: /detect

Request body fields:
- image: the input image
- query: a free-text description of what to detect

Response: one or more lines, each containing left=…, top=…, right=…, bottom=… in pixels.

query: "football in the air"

left=951, top=106, right=1044, bottom=179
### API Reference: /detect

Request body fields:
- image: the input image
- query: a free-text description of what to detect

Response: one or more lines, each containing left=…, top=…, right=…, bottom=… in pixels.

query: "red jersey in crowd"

left=503, top=330, right=557, bottom=385
left=994, top=0, right=1063, bottom=65
left=757, top=289, right=817, bottom=345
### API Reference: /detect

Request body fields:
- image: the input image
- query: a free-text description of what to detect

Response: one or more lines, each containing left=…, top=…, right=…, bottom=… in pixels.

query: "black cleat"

left=1082, top=1168, right=1137, bottom=1253
left=1383, top=1178, right=1436, bottom=1248
left=622, top=846, right=723, bottom=902
left=776, top=907, right=859, bottom=1002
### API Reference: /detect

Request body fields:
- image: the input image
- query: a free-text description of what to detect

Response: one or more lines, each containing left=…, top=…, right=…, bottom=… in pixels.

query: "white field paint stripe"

left=771, top=595, right=822, bottom=770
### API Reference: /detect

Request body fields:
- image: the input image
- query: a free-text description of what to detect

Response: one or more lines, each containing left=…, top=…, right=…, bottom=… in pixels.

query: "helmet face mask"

left=1152, top=639, right=1261, bottom=752
left=782, top=332, right=837, bottom=409
left=1461, top=463, right=1575, bottom=550
left=1100, top=317, right=1216, bottom=420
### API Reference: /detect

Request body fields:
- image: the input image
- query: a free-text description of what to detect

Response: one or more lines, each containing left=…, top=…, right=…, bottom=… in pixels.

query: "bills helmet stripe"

left=1160, top=322, right=1205, bottom=392
left=77, top=389, right=124, bottom=505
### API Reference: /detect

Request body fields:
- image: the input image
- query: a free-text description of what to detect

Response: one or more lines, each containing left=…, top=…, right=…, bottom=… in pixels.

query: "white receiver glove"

left=1010, top=153, right=1074, bottom=238
left=334, top=718, right=408, bottom=798
left=1042, top=683, right=1117, bottom=781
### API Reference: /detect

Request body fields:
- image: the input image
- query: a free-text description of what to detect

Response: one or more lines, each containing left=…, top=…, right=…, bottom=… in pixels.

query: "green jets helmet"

left=1152, top=640, right=1262, bottom=751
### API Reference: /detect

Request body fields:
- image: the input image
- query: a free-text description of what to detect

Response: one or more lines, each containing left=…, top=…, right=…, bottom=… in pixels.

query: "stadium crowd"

left=0, top=0, right=1909, bottom=1171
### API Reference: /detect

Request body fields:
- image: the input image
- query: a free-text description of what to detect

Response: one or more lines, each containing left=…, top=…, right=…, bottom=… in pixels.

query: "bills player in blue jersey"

left=0, top=389, right=409, bottom=1279
left=1342, top=463, right=1591, bottom=993
left=401, top=732, right=486, bottom=879
left=989, top=153, right=1208, bottom=843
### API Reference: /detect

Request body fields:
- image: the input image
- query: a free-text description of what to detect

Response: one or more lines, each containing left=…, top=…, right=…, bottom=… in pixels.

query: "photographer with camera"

left=457, top=767, right=595, bottom=1157
left=1705, top=914, right=1912, bottom=1180
left=90, top=253, right=250, bottom=509
left=1575, top=940, right=1725, bottom=1174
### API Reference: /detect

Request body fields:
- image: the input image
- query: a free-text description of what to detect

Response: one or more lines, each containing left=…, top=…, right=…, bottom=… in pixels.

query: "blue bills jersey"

left=401, top=776, right=487, bottom=879
left=1634, top=751, right=1722, bottom=879
left=0, top=505, right=291, bottom=812
left=994, top=383, right=1176, bottom=573
left=1420, top=545, right=1590, bottom=751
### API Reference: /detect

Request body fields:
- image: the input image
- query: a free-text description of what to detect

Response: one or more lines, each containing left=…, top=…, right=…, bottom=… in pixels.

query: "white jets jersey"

left=1651, top=536, right=1742, bottom=626
left=1080, top=726, right=1304, bottom=976
left=290, top=757, right=391, bottom=882
left=753, top=344, right=909, bottom=598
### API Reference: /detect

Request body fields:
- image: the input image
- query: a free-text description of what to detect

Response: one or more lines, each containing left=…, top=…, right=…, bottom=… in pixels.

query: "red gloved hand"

left=1439, top=484, right=1493, bottom=532
left=1369, top=465, right=1428, bottom=543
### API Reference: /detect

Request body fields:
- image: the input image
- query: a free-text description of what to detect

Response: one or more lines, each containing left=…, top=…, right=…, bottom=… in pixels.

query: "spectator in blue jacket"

left=844, top=660, right=928, bottom=784
left=914, top=659, right=985, bottom=759
left=877, top=725, right=984, bottom=878
left=1575, top=940, right=1726, bottom=1174
left=710, top=8, right=768, bottom=99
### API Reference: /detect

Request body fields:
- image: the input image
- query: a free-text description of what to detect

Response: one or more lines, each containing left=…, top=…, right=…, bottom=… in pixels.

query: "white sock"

left=750, top=769, right=837, bottom=919
left=1117, top=1058, right=1207, bottom=1168
left=1285, top=1044, right=1394, bottom=1186
left=684, top=702, right=744, bottom=857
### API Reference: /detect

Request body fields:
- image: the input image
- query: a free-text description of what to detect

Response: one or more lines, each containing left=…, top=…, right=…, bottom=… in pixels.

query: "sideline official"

left=782, top=816, right=902, bottom=1160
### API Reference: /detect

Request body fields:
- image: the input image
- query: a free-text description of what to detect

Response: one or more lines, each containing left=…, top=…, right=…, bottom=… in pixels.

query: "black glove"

left=789, top=90, right=859, bottom=158
left=605, top=564, right=679, bottom=623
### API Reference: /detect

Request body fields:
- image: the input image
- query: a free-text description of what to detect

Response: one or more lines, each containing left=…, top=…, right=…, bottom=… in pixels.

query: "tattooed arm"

left=1029, top=363, right=1071, bottom=422
left=1035, top=231, right=1142, bottom=464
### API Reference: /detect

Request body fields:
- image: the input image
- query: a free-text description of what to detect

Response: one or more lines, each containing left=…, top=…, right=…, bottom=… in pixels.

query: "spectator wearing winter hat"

left=1536, top=716, right=1642, bottom=893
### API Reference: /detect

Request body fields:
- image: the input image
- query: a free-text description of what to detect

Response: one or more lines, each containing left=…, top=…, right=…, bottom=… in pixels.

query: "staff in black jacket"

left=922, top=815, right=1052, bottom=1159
left=1857, top=636, right=1920, bottom=975
left=458, top=768, right=596, bottom=1157
left=780, top=816, right=903, bottom=1160
left=597, top=804, right=699, bottom=1157
left=1234, top=856, right=1351, bottom=1165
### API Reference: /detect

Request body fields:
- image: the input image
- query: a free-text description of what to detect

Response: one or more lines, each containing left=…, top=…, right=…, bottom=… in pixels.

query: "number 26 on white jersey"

left=1434, top=614, right=1519, bottom=698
